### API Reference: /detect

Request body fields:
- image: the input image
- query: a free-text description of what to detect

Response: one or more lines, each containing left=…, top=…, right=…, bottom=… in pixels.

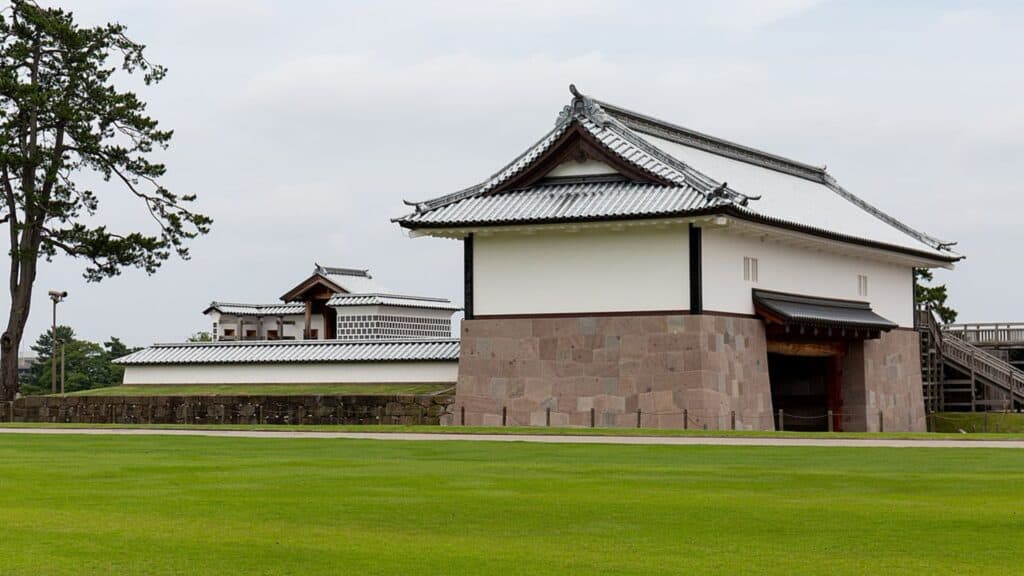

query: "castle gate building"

left=395, top=86, right=961, bottom=431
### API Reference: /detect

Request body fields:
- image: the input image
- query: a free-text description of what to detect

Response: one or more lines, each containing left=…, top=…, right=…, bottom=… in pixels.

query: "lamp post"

left=48, top=290, right=68, bottom=395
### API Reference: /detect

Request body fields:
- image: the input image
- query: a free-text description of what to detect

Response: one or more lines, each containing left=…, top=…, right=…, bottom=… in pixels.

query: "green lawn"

left=0, top=434, right=1022, bottom=575
left=931, top=411, right=1024, bottom=434
left=58, top=383, right=452, bottom=396
left=4, top=421, right=1024, bottom=441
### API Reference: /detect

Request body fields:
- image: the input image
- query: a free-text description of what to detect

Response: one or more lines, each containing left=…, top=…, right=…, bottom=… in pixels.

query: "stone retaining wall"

left=0, top=394, right=453, bottom=425
left=455, top=314, right=774, bottom=430
left=841, top=329, right=927, bottom=432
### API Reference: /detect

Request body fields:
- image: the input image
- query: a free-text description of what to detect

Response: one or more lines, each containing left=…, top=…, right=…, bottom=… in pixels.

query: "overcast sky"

left=6, top=0, right=1023, bottom=350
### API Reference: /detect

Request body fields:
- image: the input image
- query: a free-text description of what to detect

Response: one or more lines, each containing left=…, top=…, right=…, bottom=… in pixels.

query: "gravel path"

left=0, top=427, right=1021, bottom=448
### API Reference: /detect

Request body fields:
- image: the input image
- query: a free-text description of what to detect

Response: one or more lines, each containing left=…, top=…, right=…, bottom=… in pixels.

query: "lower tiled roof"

left=753, top=290, right=896, bottom=331
left=114, top=339, right=460, bottom=365
left=205, top=302, right=305, bottom=316
left=327, top=293, right=461, bottom=310
left=399, top=181, right=721, bottom=227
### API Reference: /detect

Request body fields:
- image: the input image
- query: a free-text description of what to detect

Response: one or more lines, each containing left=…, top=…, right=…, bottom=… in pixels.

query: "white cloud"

left=701, top=0, right=829, bottom=32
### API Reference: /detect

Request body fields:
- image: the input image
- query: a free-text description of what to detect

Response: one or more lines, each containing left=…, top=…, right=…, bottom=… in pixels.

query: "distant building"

left=17, top=355, right=36, bottom=381
left=203, top=265, right=458, bottom=342
left=116, top=265, right=461, bottom=387
left=395, top=86, right=962, bottom=432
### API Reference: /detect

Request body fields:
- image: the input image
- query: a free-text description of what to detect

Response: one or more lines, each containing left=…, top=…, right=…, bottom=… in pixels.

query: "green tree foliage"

left=187, top=331, right=213, bottom=342
left=20, top=325, right=138, bottom=395
left=0, top=1, right=211, bottom=399
left=914, top=268, right=957, bottom=324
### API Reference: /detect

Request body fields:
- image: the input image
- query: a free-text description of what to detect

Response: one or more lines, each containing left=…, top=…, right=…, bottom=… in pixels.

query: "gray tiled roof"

left=400, top=181, right=723, bottom=226
left=205, top=302, right=306, bottom=316
left=114, top=339, right=460, bottom=365
left=403, top=90, right=751, bottom=217
left=395, top=86, right=960, bottom=262
left=753, top=290, right=897, bottom=331
left=327, top=293, right=461, bottom=311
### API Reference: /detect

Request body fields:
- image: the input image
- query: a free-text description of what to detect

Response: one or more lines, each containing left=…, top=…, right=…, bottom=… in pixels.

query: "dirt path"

left=0, top=427, right=1021, bottom=448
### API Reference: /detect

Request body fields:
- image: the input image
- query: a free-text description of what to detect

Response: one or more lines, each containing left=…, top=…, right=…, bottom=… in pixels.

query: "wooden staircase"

left=917, top=305, right=1024, bottom=411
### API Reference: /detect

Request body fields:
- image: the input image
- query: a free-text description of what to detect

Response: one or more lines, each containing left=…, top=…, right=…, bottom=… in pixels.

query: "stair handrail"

left=941, top=325, right=1024, bottom=399
left=916, top=302, right=944, bottom=345
left=945, top=321, right=1024, bottom=345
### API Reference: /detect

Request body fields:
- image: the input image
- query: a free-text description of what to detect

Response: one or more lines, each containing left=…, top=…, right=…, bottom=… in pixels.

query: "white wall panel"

left=701, top=227, right=914, bottom=327
left=122, top=361, right=458, bottom=385
left=474, top=227, right=689, bottom=315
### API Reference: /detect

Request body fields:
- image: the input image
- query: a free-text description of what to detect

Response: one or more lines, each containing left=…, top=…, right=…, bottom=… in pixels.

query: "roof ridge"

left=820, top=175, right=956, bottom=253
left=208, top=301, right=305, bottom=309
left=595, top=99, right=828, bottom=182
left=315, top=264, right=371, bottom=277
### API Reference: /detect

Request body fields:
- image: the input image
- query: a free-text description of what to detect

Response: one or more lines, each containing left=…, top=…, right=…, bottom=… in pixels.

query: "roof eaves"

left=399, top=203, right=958, bottom=264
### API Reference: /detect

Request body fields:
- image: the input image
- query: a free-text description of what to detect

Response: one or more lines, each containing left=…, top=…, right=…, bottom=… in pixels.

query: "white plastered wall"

left=211, top=313, right=316, bottom=340
left=545, top=159, right=619, bottom=178
left=122, top=361, right=459, bottom=385
left=473, top=226, right=689, bottom=315
left=701, top=226, right=914, bottom=327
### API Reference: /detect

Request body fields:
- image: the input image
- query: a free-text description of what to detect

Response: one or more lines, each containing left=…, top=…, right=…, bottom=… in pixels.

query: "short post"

left=460, top=405, right=465, bottom=426
left=827, top=410, right=834, bottom=432
left=878, top=410, right=884, bottom=433
left=683, top=409, right=688, bottom=430
left=730, top=410, right=736, bottom=430
left=502, top=406, right=507, bottom=426
left=590, top=407, right=595, bottom=428
left=778, top=408, right=784, bottom=431
left=636, top=408, right=642, bottom=428
left=546, top=407, right=551, bottom=427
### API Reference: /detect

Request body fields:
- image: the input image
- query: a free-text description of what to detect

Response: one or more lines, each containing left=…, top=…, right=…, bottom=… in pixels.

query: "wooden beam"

left=767, top=340, right=845, bottom=357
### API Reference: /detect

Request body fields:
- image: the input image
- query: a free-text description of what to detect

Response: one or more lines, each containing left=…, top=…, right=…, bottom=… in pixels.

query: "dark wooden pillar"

left=688, top=223, right=702, bottom=314
left=464, top=234, right=474, bottom=320
left=303, top=302, right=312, bottom=340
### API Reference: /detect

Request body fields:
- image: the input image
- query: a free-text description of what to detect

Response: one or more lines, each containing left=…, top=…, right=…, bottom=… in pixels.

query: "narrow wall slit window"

left=858, top=275, right=869, bottom=297
left=743, top=257, right=759, bottom=283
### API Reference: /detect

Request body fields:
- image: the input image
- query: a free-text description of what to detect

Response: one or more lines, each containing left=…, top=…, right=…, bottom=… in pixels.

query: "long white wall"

left=122, top=361, right=459, bottom=385
left=701, top=227, right=915, bottom=327
left=210, top=313, right=312, bottom=340
left=473, top=226, right=689, bottom=315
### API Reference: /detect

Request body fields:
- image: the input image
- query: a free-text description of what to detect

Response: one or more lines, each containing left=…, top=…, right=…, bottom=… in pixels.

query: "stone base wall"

left=454, top=314, right=774, bottom=430
left=841, top=330, right=926, bottom=432
left=0, top=394, right=453, bottom=425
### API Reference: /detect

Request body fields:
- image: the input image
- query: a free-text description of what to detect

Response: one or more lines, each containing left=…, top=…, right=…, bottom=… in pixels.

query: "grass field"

left=0, top=434, right=1022, bottom=575
left=59, top=383, right=452, bottom=396
left=4, top=421, right=1024, bottom=440
left=931, top=411, right=1024, bottom=433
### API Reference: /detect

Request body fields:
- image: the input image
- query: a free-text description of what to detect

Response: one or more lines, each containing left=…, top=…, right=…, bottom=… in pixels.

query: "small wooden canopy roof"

left=280, top=264, right=379, bottom=302
left=753, top=289, right=896, bottom=340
